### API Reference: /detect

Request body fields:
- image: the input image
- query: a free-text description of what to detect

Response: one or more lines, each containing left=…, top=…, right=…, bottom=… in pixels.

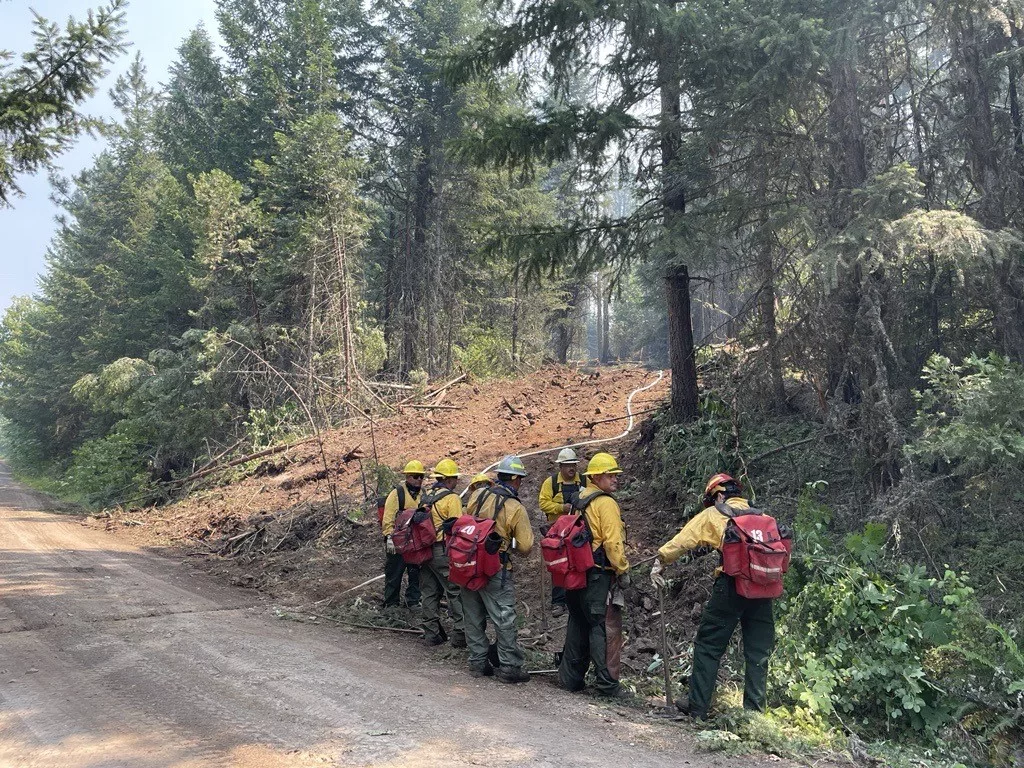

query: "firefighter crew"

left=467, top=472, right=493, bottom=495
left=538, top=447, right=588, bottom=618
left=462, top=455, right=535, bottom=684
left=380, top=460, right=424, bottom=609
left=419, top=459, right=466, bottom=647
left=650, top=473, right=774, bottom=719
left=558, top=452, right=630, bottom=697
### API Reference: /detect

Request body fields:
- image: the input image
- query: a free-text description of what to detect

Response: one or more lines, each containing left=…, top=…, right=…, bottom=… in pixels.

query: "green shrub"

left=65, top=426, right=152, bottom=507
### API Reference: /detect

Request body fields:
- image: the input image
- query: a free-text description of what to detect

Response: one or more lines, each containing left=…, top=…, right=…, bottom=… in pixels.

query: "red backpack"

left=717, top=502, right=793, bottom=599
left=392, top=488, right=452, bottom=565
left=540, top=491, right=608, bottom=590
left=446, top=487, right=510, bottom=591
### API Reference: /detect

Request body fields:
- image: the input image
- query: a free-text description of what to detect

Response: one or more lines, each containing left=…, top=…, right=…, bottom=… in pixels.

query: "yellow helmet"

left=470, top=473, right=492, bottom=486
left=433, top=458, right=460, bottom=478
left=402, top=459, right=426, bottom=475
left=583, top=452, right=622, bottom=476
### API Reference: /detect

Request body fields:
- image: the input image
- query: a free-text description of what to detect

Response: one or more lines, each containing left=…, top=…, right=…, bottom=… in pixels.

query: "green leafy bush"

left=909, top=353, right=1024, bottom=485
left=66, top=426, right=152, bottom=507
left=773, top=496, right=1022, bottom=762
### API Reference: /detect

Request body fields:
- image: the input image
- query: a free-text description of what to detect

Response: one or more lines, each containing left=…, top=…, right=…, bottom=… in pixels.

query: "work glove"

left=650, top=559, right=666, bottom=589
left=617, top=572, right=631, bottom=589
left=385, top=535, right=396, bottom=555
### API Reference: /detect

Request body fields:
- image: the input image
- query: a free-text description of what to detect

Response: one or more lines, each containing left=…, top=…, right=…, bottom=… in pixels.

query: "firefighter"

left=650, top=473, right=774, bottom=719
left=380, top=460, right=424, bottom=609
left=467, top=472, right=493, bottom=494
left=461, top=455, right=535, bottom=684
left=419, top=459, right=466, bottom=647
left=558, top=452, right=629, bottom=697
left=538, top=447, right=587, bottom=618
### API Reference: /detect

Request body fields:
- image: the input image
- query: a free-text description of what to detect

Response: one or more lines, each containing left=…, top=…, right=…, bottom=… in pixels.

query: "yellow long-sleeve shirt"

left=381, top=483, right=422, bottom=536
left=467, top=485, right=534, bottom=568
left=657, top=497, right=750, bottom=574
left=422, top=484, right=463, bottom=542
left=538, top=472, right=587, bottom=521
left=577, top=486, right=629, bottom=576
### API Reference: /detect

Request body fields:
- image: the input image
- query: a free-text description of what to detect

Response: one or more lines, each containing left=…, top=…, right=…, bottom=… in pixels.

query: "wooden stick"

left=659, top=585, right=674, bottom=707
left=402, top=403, right=464, bottom=410
left=304, top=612, right=423, bottom=634
left=364, top=381, right=415, bottom=390
left=398, top=373, right=467, bottom=405
left=539, top=557, right=549, bottom=633
left=583, top=406, right=663, bottom=429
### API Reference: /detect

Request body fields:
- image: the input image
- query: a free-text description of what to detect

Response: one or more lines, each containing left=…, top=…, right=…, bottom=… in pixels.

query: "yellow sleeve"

left=658, top=509, right=728, bottom=564
left=509, top=504, right=534, bottom=556
left=382, top=489, right=399, bottom=536
left=590, top=497, right=629, bottom=575
left=538, top=475, right=563, bottom=520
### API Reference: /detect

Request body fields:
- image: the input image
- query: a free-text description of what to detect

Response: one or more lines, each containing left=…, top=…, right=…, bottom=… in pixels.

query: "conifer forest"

left=1, top=1, right=1023, bottom=765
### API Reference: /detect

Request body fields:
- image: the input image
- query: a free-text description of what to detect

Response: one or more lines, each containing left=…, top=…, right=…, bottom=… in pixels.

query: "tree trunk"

left=600, top=282, right=611, bottom=364
left=659, top=14, right=698, bottom=422
left=825, top=31, right=869, bottom=399
left=757, top=245, right=786, bottom=411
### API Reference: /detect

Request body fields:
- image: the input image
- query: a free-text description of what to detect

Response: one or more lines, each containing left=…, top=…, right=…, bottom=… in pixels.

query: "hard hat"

left=495, top=455, right=528, bottom=477
left=402, top=460, right=426, bottom=475
left=470, top=473, right=492, bottom=486
left=704, top=473, right=741, bottom=505
left=556, top=448, right=579, bottom=464
left=433, top=458, right=460, bottom=478
left=583, top=452, right=622, bottom=476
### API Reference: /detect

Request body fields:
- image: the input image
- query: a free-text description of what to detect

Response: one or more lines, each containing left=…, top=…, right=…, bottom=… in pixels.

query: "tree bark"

left=600, top=283, right=611, bottom=364
left=659, top=12, right=699, bottom=422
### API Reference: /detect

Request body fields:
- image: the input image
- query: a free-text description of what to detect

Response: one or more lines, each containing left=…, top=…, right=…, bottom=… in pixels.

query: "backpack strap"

left=571, top=491, right=610, bottom=564
left=552, top=472, right=586, bottom=500
left=422, top=486, right=454, bottom=507
left=396, top=484, right=406, bottom=510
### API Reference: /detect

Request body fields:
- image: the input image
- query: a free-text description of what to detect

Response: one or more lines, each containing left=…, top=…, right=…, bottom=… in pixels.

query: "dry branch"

left=178, top=437, right=318, bottom=483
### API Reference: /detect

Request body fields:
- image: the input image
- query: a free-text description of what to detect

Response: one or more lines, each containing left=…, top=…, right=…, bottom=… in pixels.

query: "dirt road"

left=0, top=463, right=753, bottom=768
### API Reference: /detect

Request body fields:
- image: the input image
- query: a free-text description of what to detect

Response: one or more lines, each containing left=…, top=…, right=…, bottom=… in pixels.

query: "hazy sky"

left=0, top=0, right=221, bottom=317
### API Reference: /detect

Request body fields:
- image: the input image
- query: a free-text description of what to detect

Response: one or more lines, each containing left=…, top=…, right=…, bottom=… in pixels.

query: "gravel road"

left=0, top=462, right=753, bottom=768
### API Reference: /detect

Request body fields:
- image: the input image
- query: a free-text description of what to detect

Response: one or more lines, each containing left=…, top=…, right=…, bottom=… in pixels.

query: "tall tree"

left=0, top=0, right=127, bottom=204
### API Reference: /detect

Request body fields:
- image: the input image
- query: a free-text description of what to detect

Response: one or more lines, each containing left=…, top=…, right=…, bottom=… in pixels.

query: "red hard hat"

left=703, top=473, right=741, bottom=506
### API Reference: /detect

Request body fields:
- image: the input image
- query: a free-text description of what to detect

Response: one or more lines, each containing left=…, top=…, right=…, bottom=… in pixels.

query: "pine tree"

left=0, top=0, right=127, bottom=204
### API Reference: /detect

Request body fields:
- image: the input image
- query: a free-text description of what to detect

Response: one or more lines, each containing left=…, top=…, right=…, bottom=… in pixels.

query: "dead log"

left=177, top=437, right=318, bottom=484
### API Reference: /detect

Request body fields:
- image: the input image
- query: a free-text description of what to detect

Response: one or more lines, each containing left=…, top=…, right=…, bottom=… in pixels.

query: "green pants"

left=420, top=543, right=464, bottom=638
left=558, top=569, right=619, bottom=695
left=689, top=575, right=775, bottom=717
left=383, top=548, right=420, bottom=607
left=461, top=569, right=524, bottom=669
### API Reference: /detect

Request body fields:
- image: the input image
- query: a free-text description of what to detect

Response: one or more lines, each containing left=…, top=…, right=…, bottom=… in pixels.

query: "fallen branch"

left=190, top=438, right=244, bottom=478
left=502, top=397, right=521, bottom=415
left=584, top=406, right=663, bottom=429
left=178, top=437, right=318, bottom=483
left=403, top=403, right=464, bottom=411
left=302, top=612, right=423, bottom=634
left=746, top=432, right=847, bottom=466
left=364, top=381, right=415, bottom=391
left=398, top=373, right=467, bottom=405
